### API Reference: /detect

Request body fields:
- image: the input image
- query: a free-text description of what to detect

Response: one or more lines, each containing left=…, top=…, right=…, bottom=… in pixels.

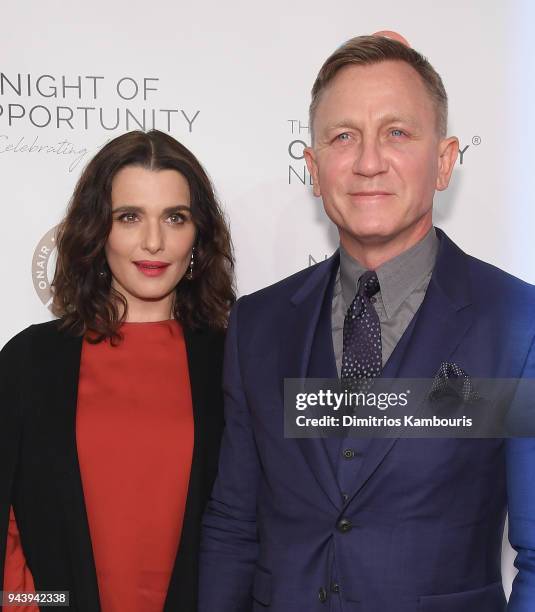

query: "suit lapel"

left=345, top=229, right=475, bottom=501
left=279, top=254, right=342, bottom=509
left=279, top=253, right=340, bottom=381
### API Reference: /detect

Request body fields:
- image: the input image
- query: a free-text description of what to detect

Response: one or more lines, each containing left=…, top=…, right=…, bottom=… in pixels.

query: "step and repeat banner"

left=2, top=0, right=534, bottom=597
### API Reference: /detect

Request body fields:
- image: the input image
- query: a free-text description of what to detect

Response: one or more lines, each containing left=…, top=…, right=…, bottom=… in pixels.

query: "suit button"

left=342, top=448, right=355, bottom=459
left=331, top=582, right=340, bottom=593
left=318, top=587, right=328, bottom=603
left=341, top=492, right=349, bottom=503
left=337, top=518, right=352, bottom=533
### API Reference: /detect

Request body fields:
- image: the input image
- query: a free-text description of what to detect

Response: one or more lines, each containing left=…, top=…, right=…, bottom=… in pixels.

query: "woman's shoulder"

left=1, top=319, right=74, bottom=358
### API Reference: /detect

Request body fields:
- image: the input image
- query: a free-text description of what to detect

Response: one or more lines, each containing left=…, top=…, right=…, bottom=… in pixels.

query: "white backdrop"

left=3, top=0, right=534, bottom=597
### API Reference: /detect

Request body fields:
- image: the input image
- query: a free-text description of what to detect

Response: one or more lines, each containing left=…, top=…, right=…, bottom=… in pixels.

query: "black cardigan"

left=0, top=320, right=225, bottom=611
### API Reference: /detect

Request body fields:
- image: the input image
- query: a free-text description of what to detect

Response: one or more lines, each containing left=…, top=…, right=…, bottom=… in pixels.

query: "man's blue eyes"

left=335, top=129, right=405, bottom=140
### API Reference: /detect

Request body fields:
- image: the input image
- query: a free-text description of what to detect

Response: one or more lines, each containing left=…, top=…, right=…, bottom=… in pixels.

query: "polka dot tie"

left=341, top=271, right=382, bottom=389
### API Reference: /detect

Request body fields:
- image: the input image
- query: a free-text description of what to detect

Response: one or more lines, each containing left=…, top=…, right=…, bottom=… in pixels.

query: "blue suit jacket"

left=200, top=229, right=535, bottom=612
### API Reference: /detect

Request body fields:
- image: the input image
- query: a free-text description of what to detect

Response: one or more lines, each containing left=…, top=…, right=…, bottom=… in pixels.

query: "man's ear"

left=304, top=147, right=322, bottom=197
left=436, top=136, right=459, bottom=191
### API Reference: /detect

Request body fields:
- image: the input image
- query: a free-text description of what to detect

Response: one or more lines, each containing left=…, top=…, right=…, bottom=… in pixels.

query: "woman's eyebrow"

left=111, top=204, right=191, bottom=214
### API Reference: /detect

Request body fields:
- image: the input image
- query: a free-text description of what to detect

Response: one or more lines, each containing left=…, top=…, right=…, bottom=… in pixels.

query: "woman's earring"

left=99, top=262, right=109, bottom=280
left=186, top=247, right=195, bottom=280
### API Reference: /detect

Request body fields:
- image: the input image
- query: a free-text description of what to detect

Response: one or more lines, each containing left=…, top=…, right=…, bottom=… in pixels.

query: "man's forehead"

left=324, top=112, right=421, bottom=131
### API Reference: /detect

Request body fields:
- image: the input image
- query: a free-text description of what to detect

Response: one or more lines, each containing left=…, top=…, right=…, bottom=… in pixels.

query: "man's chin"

left=340, top=225, right=399, bottom=245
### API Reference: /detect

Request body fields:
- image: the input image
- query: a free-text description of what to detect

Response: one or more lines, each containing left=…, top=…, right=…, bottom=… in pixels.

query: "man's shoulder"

left=239, top=256, right=336, bottom=313
left=465, top=252, right=535, bottom=301
left=438, top=228, right=535, bottom=305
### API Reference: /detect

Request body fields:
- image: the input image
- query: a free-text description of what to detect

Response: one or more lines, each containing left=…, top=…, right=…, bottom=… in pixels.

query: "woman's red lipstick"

left=133, top=261, right=170, bottom=277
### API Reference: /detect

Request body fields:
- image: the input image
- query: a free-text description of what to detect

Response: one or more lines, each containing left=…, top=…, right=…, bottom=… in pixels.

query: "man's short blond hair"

left=309, top=35, right=448, bottom=139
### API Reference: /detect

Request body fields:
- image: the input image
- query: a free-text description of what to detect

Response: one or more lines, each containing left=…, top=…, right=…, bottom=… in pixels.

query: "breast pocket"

left=417, top=581, right=506, bottom=611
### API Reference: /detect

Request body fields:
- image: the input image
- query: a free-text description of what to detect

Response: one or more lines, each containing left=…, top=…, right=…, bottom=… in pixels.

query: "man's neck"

left=339, top=221, right=433, bottom=270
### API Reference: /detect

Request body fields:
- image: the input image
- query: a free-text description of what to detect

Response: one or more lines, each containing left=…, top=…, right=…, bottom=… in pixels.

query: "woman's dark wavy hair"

left=52, top=129, right=235, bottom=341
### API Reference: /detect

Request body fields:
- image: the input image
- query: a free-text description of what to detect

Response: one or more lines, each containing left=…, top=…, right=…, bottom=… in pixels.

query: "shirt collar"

left=339, top=227, right=438, bottom=319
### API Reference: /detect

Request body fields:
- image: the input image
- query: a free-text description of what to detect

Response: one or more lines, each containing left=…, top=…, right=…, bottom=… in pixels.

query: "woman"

left=0, top=129, right=235, bottom=611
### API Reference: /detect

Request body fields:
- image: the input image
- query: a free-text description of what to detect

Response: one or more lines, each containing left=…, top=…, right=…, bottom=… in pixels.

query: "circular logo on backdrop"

left=32, top=225, right=58, bottom=310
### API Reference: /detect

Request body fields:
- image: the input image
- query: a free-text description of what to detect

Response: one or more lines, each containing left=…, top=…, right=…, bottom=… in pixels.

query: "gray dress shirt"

left=331, top=228, right=439, bottom=375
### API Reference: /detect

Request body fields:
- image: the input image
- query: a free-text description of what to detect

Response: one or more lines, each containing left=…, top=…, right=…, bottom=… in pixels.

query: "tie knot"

left=358, top=271, right=380, bottom=299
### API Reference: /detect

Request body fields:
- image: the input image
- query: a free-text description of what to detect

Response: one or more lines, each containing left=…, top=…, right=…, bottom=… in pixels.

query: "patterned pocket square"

left=429, top=362, right=481, bottom=404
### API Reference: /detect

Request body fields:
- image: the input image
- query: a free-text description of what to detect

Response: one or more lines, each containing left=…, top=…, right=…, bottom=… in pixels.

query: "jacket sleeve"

left=507, top=336, right=535, bottom=611
left=198, top=298, right=261, bottom=612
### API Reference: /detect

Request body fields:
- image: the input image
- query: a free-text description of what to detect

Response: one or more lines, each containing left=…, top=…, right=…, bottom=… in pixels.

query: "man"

left=199, top=35, right=535, bottom=611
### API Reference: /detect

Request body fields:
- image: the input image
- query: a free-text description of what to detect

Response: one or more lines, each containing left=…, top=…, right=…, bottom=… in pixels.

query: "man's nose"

left=352, top=136, right=388, bottom=177
left=141, top=219, right=164, bottom=253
